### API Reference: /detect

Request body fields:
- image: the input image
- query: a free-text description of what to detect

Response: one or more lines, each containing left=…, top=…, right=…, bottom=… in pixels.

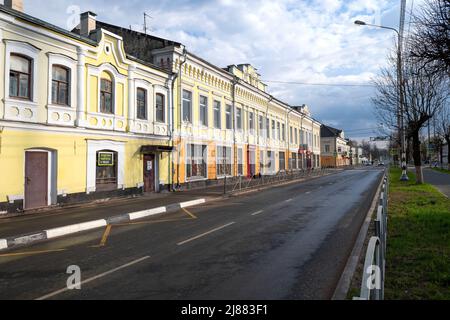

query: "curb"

left=0, top=198, right=206, bottom=252
left=331, top=170, right=385, bottom=300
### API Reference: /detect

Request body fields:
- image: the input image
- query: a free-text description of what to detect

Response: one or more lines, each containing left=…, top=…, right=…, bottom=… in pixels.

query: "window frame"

left=182, top=89, right=193, bottom=123
left=199, top=95, right=208, bottom=127
left=136, top=87, right=147, bottom=120
left=100, top=78, right=114, bottom=114
left=155, top=92, right=165, bottom=123
left=51, top=64, right=70, bottom=106
left=213, top=100, right=221, bottom=129
left=9, top=53, right=32, bottom=101
left=225, top=104, right=232, bottom=130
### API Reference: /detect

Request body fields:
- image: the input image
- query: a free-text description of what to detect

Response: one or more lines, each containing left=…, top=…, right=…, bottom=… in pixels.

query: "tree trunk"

left=412, top=130, right=424, bottom=184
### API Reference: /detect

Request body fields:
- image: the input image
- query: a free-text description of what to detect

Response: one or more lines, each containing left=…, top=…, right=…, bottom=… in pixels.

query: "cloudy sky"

left=14, top=0, right=421, bottom=140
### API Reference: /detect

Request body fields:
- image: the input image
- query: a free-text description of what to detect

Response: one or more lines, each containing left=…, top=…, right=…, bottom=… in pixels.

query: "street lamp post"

left=355, top=20, right=409, bottom=181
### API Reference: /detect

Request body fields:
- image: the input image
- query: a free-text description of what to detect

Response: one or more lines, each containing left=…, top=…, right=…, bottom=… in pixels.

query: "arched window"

left=52, top=65, right=70, bottom=105
left=9, top=54, right=32, bottom=99
left=136, top=88, right=147, bottom=120
left=100, top=75, right=113, bottom=114
left=156, top=93, right=165, bottom=123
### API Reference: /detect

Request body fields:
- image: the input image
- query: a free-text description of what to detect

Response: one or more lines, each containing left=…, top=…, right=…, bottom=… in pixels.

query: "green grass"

left=385, top=168, right=450, bottom=300
left=431, top=167, right=450, bottom=175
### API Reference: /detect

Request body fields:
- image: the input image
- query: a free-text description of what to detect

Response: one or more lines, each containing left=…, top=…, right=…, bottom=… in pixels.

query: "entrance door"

left=143, top=154, right=155, bottom=192
left=25, top=151, right=48, bottom=209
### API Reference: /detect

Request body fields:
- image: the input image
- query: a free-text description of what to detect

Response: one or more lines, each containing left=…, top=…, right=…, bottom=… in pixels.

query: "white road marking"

left=285, top=199, right=293, bottom=202
left=306, top=191, right=311, bottom=194
left=45, top=220, right=107, bottom=239
left=177, top=222, right=236, bottom=246
left=35, top=256, right=150, bottom=300
left=251, top=210, right=264, bottom=216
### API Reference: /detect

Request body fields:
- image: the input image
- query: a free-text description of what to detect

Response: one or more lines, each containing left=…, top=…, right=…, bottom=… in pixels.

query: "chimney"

left=80, top=11, right=97, bottom=37
left=5, top=0, right=24, bottom=12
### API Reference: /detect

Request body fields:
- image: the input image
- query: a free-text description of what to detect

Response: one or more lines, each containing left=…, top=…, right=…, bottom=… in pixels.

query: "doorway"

left=25, top=151, right=48, bottom=209
left=143, top=154, right=155, bottom=192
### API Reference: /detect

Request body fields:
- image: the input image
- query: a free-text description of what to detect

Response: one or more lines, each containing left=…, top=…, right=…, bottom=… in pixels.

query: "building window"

left=51, top=65, right=69, bottom=106
left=272, top=120, right=276, bottom=139
left=295, top=128, right=298, bottom=145
left=226, top=105, right=232, bottom=129
left=200, top=95, right=208, bottom=126
left=96, top=150, right=118, bottom=191
left=291, top=153, right=298, bottom=170
left=259, top=150, right=265, bottom=175
left=182, top=90, right=192, bottom=122
left=136, top=88, right=147, bottom=120
left=9, top=54, right=32, bottom=100
left=266, top=118, right=270, bottom=139
left=282, top=124, right=286, bottom=141
left=279, top=152, right=286, bottom=171
left=216, top=146, right=232, bottom=176
left=267, top=151, right=274, bottom=173
left=236, top=108, right=242, bottom=130
left=100, top=78, right=113, bottom=114
left=237, top=148, right=243, bottom=175
left=214, top=100, right=221, bottom=129
left=277, top=122, right=281, bottom=141
left=156, top=93, right=165, bottom=122
left=249, top=111, right=254, bottom=133
left=186, top=144, right=207, bottom=179
left=325, top=145, right=330, bottom=153
left=259, top=115, right=264, bottom=136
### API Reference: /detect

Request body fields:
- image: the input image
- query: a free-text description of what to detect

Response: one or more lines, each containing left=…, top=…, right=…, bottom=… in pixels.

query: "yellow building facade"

left=0, top=6, right=173, bottom=213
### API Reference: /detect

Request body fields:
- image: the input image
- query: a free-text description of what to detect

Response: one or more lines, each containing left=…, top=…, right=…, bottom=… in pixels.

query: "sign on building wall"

left=98, top=152, right=114, bottom=167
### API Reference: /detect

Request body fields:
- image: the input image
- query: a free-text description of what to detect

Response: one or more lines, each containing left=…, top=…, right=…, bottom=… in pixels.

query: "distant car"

left=378, top=162, right=385, bottom=166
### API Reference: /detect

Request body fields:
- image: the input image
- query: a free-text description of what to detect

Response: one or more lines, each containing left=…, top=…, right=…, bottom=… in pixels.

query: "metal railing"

left=353, top=170, right=389, bottom=300
left=224, top=168, right=335, bottom=194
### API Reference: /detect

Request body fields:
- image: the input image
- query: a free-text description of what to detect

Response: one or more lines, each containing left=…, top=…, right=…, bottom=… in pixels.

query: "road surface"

left=0, top=168, right=383, bottom=300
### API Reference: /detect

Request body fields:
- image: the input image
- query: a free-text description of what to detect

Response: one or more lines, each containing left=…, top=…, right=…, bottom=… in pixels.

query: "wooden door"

left=143, top=154, right=155, bottom=192
left=25, top=151, right=48, bottom=209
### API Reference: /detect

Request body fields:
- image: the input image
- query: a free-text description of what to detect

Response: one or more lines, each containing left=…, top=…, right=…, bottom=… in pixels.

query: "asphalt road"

left=423, top=168, right=450, bottom=198
left=0, top=169, right=383, bottom=300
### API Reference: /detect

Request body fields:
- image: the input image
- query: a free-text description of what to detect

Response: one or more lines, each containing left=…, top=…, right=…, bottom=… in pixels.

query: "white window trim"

left=154, top=85, right=168, bottom=125
left=47, top=53, right=77, bottom=108
left=4, top=40, right=40, bottom=104
left=199, top=93, right=209, bottom=128
left=181, top=88, right=193, bottom=125
left=86, top=140, right=126, bottom=193
left=86, top=63, right=127, bottom=116
left=185, top=143, right=208, bottom=182
left=134, top=79, right=153, bottom=122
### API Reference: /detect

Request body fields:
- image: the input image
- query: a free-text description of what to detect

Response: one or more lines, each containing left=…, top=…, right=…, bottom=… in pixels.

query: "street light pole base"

left=400, top=171, right=409, bottom=181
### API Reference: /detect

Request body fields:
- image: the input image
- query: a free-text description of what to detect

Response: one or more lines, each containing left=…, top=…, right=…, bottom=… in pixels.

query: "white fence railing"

left=353, top=170, right=389, bottom=300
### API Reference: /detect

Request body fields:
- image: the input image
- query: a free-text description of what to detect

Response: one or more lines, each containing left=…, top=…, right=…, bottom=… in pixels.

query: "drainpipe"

left=176, top=47, right=187, bottom=189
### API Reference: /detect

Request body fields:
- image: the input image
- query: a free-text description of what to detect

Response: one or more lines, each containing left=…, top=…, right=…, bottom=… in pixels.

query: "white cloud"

left=19, top=0, right=408, bottom=139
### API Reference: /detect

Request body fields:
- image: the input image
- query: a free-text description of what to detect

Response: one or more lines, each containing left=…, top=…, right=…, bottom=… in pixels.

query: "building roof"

left=72, top=20, right=181, bottom=63
left=321, top=125, right=343, bottom=138
left=0, top=4, right=97, bottom=46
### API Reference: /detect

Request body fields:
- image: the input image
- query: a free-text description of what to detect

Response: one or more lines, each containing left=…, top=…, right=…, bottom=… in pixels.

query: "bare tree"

left=410, top=0, right=450, bottom=76
left=373, top=52, right=448, bottom=183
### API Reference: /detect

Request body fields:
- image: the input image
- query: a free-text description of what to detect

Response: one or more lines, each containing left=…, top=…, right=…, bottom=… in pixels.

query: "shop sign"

left=98, top=152, right=114, bottom=167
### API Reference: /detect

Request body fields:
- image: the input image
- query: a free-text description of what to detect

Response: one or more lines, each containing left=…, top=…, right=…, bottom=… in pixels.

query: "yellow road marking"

left=91, top=224, right=112, bottom=248
left=0, top=248, right=66, bottom=258
left=182, top=208, right=197, bottom=219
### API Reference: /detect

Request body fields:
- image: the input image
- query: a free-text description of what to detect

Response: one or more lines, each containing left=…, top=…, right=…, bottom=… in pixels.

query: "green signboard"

left=98, top=152, right=114, bottom=167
